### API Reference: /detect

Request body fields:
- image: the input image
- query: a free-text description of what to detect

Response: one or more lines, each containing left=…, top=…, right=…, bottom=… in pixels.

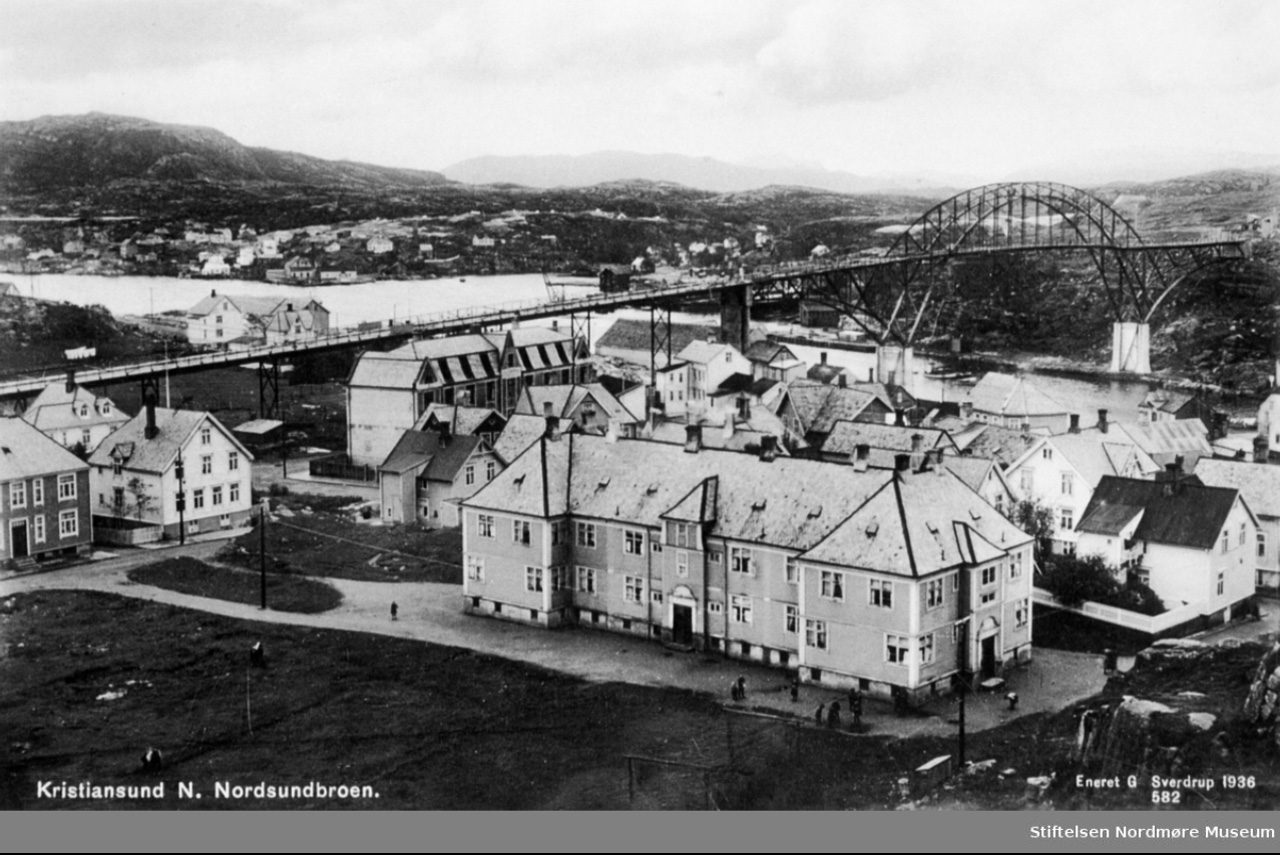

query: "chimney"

left=144, top=394, right=158, bottom=440
left=1254, top=434, right=1269, bottom=464
left=759, top=435, right=778, bottom=462
left=853, top=443, right=870, bottom=472
left=820, top=351, right=828, bottom=365
left=737, top=396, right=751, bottom=421
left=438, top=421, right=451, bottom=447
left=544, top=415, right=561, bottom=441
left=1069, top=413, right=1080, bottom=433
left=210, top=288, right=217, bottom=298
left=551, top=319, right=558, bottom=331
left=543, top=400, right=554, bottom=417
left=838, top=373, right=847, bottom=389
left=894, top=409, right=905, bottom=426
left=911, top=433, right=923, bottom=452
left=934, top=446, right=947, bottom=473
left=1098, top=408, right=1108, bottom=434
left=65, top=369, right=75, bottom=393
left=894, top=453, right=911, bottom=472
left=286, top=302, right=294, bottom=312
left=684, top=423, right=703, bottom=454
left=1173, top=454, right=1184, bottom=474
left=960, top=401, right=973, bottom=420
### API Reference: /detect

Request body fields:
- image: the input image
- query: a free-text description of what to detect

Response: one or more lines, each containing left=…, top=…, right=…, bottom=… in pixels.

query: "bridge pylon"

left=1110, top=322, right=1151, bottom=374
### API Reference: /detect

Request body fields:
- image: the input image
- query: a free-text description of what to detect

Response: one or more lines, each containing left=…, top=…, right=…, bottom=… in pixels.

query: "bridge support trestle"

left=1110, top=322, right=1151, bottom=374
left=258, top=361, right=281, bottom=420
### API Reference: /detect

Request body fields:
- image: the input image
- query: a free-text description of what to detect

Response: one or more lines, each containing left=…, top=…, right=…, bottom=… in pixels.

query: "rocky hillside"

left=0, top=113, right=451, bottom=193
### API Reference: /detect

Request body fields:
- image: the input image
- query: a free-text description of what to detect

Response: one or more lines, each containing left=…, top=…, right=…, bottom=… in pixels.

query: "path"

left=0, top=546, right=1141, bottom=742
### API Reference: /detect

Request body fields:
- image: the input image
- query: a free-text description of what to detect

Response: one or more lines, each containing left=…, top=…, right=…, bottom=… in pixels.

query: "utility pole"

left=956, top=615, right=970, bottom=765
left=259, top=503, right=268, bottom=610
left=175, top=454, right=186, bottom=546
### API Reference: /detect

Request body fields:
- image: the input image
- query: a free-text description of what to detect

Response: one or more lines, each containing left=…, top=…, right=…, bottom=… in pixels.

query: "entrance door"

left=980, top=635, right=997, bottom=678
left=672, top=604, right=693, bottom=645
left=11, top=521, right=28, bottom=558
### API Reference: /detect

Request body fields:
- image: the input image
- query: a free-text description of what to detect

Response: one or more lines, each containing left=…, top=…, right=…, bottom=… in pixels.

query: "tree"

left=1038, top=552, right=1166, bottom=616
left=1006, top=498, right=1055, bottom=558
left=127, top=477, right=153, bottom=522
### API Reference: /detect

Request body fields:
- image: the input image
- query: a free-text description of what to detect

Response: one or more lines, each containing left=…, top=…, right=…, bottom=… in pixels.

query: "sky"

left=2, top=0, right=1279, bottom=184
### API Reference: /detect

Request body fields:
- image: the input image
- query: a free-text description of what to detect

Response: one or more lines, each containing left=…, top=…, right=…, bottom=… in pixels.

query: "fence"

left=308, top=454, right=377, bottom=483
left=1032, top=586, right=1205, bottom=635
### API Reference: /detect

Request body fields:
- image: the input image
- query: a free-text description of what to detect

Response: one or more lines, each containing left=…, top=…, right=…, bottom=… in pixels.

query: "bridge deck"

left=0, top=236, right=1246, bottom=400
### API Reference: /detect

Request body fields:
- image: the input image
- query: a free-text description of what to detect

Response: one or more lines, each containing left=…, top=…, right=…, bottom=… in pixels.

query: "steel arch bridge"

left=774, top=181, right=1249, bottom=346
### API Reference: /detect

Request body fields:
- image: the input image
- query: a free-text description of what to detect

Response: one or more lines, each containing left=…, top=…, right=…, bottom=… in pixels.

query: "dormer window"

left=99, top=401, right=111, bottom=415
left=77, top=403, right=89, bottom=418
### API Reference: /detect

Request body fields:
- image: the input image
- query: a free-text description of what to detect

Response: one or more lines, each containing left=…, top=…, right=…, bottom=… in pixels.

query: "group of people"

left=729, top=676, right=747, bottom=701
left=815, top=687, right=864, bottom=732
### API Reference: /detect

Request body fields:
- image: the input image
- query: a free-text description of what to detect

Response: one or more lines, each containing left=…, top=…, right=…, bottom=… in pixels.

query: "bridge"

left=0, top=182, right=1249, bottom=414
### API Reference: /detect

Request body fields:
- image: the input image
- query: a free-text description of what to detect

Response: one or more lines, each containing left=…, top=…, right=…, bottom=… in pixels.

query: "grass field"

left=216, top=505, right=462, bottom=584
left=2, top=590, right=1276, bottom=811
left=127, top=557, right=343, bottom=614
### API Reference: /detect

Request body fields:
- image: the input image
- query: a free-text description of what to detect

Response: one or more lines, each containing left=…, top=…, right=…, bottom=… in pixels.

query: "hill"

left=443, top=150, right=954, bottom=197
left=0, top=113, right=451, bottom=193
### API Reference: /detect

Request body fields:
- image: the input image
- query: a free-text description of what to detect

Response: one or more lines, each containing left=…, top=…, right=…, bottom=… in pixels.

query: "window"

left=1239, top=522, right=1247, bottom=547
left=466, top=555, right=484, bottom=581
left=1220, top=529, right=1229, bottom=555
left=10, top=481, right=26, bottom=509
left=577, top=522, right=596, bottom=548
left=576, top=566, right=596, bottom=594
left=1015, top=599, right=1029, bottom=628
left=981, top=566, right=997, bottom=586
left=624, top=576, right=644, bottom=603
left=820, top=570, right=844, bottom=601
left=676, top=550, right=689, bottom=577
left=525, top=566, right=543, bottom=592
left=1059, top=508, right=1074, bottom=532
left=926, top=578, right=944, bottom=609
left=58, top=509, right=79, bottom=538
left=1020, top=469, right=1033, bottom=492
left=228, top=451, right=239, bottom=471
left=230, top=482, right=240, bottom=503
left=33, top=514, right=46, bottom=544
left=730, top=546, right=754, bottom=575
left=551, top=565, right=569, bottom=591
left=805, top=619, right=827, bottom=650
left=625, top=530, right=644, bottom=555
left=1041, top=447, right=1053, bottom=460
left=201, top=427, right=212, bottom=446
left=710, top=549, right=722, bottom=565
left=212, top=486, right=223, bottom=506
left=550, top=519, right=566, bottom=546
left=81, top=429, right=91, bottom=448
left=980, top=590, right=998, bottom=605
left=919, top=633, right=935, bottom=664
left=1259, top=532, right=1267, bottom=559
left=193, top=488, right=205, bottom=510
left=465, top=465, right=475, bottom=486
left=886, top=634, right=909, bottom=665
left=1010, top=551, right=1024, bottom=579
left=1061, top=473, right=1073, bottom=496
left=952, top=572, right=960, bottom=591
left=730, top=595, right=752, bottom=624
left=668, top=521, right=696, bottom=549
left=1217, top=572, right=1224, bottom=596
left=708, top=601, right=723, bottom=615
left=513, top=519, right=531, bottom=545
left=201, top=455, right=213, bottom=475
left=478, top=514, right=495, bottom=538
left=786, top=557, right=799, bottom=586
left=869, top=579, right=893, bottom=608
left=785, top=604, right=798, bottom=634
left=485, top=461, right=496, bottom=481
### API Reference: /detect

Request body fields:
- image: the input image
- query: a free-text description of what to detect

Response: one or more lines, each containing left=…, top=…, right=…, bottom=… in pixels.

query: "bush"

left=1039, top=553, right=1166, bottom=615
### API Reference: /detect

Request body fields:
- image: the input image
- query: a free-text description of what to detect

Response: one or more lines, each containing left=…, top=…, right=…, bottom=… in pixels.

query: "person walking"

left=827, top=700, right=841, bottom=729
left=790, top=677, right=799, bottom=703
left=736, top=676, right=746, bottom=700
left=815, top=703, right=825, bottom=725
left=849, top=688, right=863, bottom=731
left=390, top=601, right=398, bottom=621
left=730, top=679, right=741, bottom=702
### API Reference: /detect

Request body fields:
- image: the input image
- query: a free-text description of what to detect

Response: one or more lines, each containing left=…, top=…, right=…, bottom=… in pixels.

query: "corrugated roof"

left=1194, top=458, right=1280, bottom=519
left=0, top=417, right=89, bottom=480
left=1078, top=476, right=1242, bottom=549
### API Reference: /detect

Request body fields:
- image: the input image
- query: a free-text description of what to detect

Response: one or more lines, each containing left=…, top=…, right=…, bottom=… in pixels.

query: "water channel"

left=9, top=272, right=1159, bottom=422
